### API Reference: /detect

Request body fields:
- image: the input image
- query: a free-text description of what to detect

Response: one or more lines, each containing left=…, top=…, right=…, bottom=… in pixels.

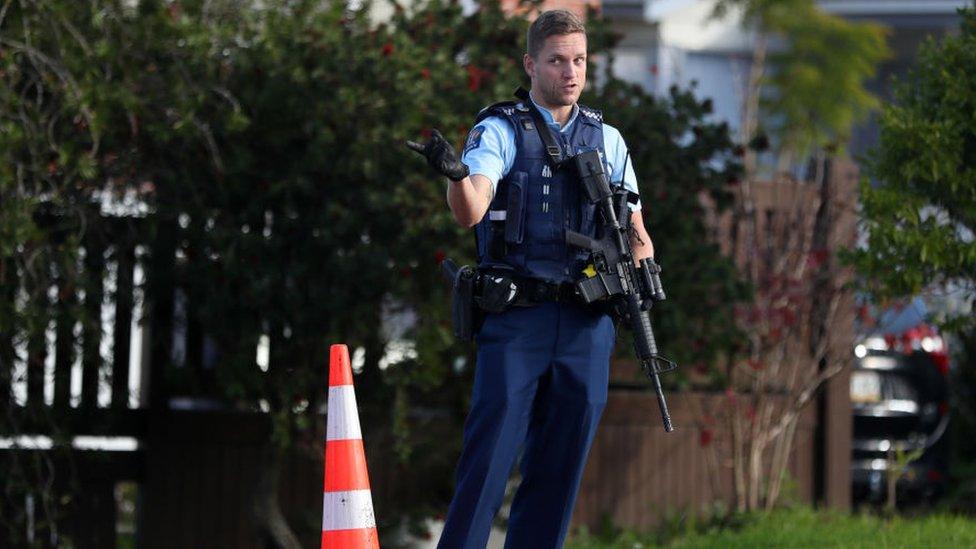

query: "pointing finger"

left=405, top=140, right=426, bottom=154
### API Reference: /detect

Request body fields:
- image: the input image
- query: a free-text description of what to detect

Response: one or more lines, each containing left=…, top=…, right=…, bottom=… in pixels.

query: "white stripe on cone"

left=327, top=386, right=363, bottom=441
left=322, top=490, right=376, bottom=531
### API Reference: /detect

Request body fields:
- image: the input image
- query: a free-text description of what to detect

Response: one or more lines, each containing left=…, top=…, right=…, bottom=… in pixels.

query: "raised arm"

left=409, top=120, right=512, bottom=229
left=446, top=174, right=493, bottom=228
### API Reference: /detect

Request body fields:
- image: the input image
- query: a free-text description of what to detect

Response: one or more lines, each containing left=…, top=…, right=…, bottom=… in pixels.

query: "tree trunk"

left=747, top=435, right=763, bottom=511
left=765, top=416, right=798, bottom=510
left=740, top=33, right=767, bottom=178
left=252, top=444, right=301, bottom=549
left=886, top=449, right=898, bottom=513
left=731, top=411, right=747, bottom=512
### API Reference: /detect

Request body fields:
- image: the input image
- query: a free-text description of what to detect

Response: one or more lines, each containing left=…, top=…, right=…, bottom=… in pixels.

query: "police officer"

left=408, top=9, right=655, bottom=548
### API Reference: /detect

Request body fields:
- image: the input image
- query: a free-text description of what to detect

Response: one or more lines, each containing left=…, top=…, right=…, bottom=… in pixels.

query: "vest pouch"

left=578, top=201, right=597, bottom=246
left=504, top=172, right=527, bottom=245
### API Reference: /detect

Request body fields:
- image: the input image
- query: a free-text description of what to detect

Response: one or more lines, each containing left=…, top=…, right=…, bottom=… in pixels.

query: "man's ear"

left=523, top=53, right=534, bottom=80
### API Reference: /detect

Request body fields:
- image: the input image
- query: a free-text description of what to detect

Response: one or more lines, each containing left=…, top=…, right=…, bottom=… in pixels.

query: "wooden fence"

left=91, top=391, right=818, bottom=545
left=574, top=390, right=817, bottom=530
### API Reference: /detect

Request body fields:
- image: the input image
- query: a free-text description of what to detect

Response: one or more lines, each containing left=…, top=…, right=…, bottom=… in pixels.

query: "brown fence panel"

left=138, top=411, right=322, bottom=549
left=111, top=241, right=136, bottom=409
left=53, top=273, right=76, bottom=411
left=0, top=258, right=13, bottom=412
left=573, top=390, right=818, bottom=531
left=80, top=236, right=105, bottom=411
left=26, top=326, right=46, bottom=409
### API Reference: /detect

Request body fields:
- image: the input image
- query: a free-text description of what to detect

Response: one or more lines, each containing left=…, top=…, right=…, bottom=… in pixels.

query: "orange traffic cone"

left=322, top=344, right=379, bottom=548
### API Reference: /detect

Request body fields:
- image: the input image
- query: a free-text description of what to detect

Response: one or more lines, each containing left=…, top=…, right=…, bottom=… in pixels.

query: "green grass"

left=567, top=507, right=976, bottom=548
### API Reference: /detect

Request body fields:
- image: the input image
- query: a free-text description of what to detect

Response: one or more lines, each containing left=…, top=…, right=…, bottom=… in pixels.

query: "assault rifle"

left=566, top=150, right=677, bottom=432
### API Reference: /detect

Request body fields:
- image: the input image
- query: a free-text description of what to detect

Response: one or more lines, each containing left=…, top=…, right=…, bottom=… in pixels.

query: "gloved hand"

left=406, top=129, right=470, bottom=182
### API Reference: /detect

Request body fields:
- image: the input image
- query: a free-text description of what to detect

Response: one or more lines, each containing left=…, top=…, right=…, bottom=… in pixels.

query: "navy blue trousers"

left=438, top=302, right=615, bottom=549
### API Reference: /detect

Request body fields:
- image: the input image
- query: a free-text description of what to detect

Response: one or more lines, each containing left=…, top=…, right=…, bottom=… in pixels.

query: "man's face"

left=524, top=32, right=587, bottom=109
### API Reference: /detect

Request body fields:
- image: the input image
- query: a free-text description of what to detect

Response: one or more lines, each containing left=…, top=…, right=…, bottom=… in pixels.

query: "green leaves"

left=850, top=9, right=976, bottom=325
left=759, top=0, right=889, bottom=159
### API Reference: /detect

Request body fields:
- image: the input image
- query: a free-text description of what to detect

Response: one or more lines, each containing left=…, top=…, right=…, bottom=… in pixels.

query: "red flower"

left=467, top=65, right=489, bottom=92
left=699, top=428, right=713, bottom=447
left=806, top=248, right=829, bottom=269
left=381, top=42, right=394, bottom=57
left=420, top=68, right=431, bottom=80
left=780, top=308, right=796, bottom=327
left=856, top=304, right=872, bottom=324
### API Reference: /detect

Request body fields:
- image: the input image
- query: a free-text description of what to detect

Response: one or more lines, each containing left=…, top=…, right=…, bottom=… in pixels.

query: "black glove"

left=406, top=129, right=470, bottom=182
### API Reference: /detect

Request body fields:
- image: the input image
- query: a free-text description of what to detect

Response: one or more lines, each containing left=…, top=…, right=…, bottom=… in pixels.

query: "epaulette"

left=577, top=104, right=603, bottom=124
left=475, top=100, right=531, bottom=124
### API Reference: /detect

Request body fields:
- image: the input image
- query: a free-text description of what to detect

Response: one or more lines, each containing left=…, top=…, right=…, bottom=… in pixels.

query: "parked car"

left=851, top=349, right=950, bottom=507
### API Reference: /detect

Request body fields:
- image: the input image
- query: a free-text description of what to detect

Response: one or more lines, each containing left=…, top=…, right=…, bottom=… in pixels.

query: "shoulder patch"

left=464, top=126, right=484, bottom=155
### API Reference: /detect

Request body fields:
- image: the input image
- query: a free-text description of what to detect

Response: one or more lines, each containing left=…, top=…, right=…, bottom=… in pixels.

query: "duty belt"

left=476, top=268, right=582, bottom=312
left=515, top=277, right=580, bottom=305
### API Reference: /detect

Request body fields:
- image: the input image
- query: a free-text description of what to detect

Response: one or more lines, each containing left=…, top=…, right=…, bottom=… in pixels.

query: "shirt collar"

left=528, top=92, right=578, bottom=133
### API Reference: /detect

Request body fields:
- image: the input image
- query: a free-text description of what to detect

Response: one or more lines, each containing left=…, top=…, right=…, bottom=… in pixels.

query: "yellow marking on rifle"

left=583, top=264, right=597, bottom=278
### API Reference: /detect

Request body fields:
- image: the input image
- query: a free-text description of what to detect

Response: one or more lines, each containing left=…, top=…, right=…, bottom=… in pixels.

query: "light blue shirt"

left=462, top=95, right=641, bottom=211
